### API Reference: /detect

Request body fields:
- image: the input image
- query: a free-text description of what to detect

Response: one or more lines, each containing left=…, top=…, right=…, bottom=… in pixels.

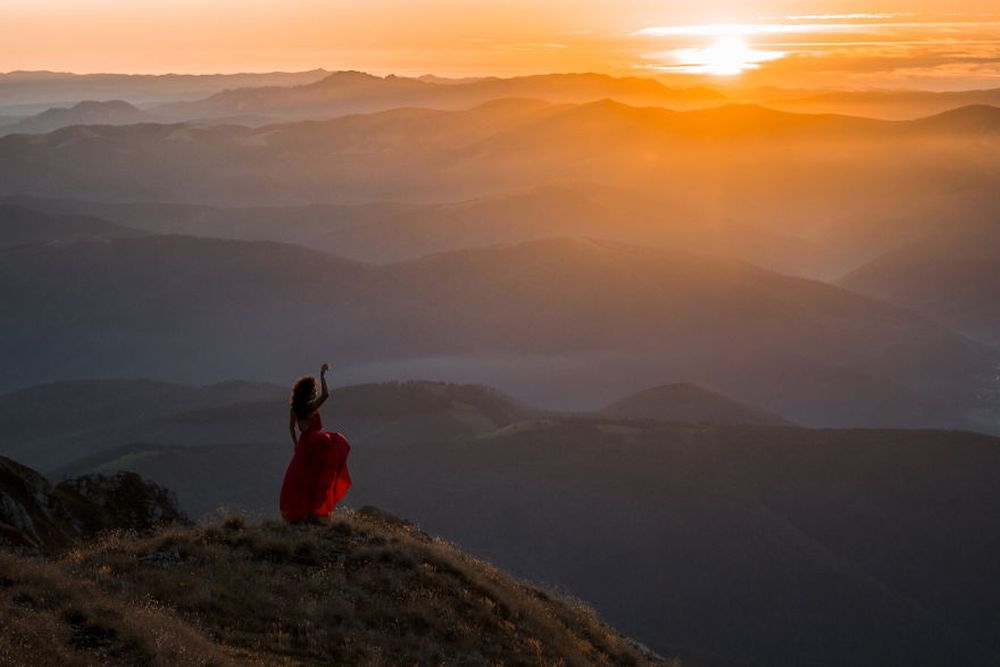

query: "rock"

left=0, top=455, right=188, bottom=554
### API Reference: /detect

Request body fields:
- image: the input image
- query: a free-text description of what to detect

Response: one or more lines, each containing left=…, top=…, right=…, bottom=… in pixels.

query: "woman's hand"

left=320, top=363, right=330, bottom=375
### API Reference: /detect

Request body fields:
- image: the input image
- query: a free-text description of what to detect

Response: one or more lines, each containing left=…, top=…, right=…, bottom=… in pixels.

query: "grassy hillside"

left=0, top=508, right=663, bottom=666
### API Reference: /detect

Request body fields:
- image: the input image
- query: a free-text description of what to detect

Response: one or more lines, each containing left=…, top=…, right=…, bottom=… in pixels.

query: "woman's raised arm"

left=309, top=363, right=331, bottom=411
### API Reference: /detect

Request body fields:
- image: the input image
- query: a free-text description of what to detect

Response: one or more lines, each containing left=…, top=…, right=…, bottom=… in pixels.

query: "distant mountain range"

left=840, top=230, right=1000, bottom=346
left=0, top=99, right=996, bottom=209
left=0, top=100, right=153, bottom=135
left=0, top=69, right=332, bottom=114
left=158, top=70, right=727, bottom=122
left=765, top=87, right=1000, bottom=120
left=0, top=378, right=286, bottom=471
left=1, top=378, right=788, bottom=474
left=0, top=232, right=992, bottom=430
left=0, top=203, right=142, bottom=248
left=0, top=185, right=833, bottom=277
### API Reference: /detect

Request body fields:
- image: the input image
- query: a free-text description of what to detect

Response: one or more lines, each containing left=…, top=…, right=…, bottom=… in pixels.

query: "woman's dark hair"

left=290, top=375, right=317, bottom=419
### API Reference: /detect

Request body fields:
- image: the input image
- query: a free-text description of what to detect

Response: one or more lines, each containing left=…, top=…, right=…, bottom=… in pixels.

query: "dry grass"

left=0, top=508, right=664, bottom=666
left=0, top=550, right=240, bottom=666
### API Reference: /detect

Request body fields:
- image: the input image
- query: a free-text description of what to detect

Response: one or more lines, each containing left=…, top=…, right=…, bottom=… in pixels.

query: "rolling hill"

left=3, top=185, right=832, bottom=277
left=0, top=203, right=142, bottom=249
left=765, top=87, right=1000, bottom=120
left=0, top=69, right=332, bottom=114
left=158, top=70, right=726, bottom=122
left=0, top=234, right=993, bottom=430
left=0, top=379, right=287, bottom=471
left=0, top=100, right=996, bottom=287
left=601, top=382, right=792, bottom=426
left=0, top=100, right=998, bottom=208
left=0, top=379, right=534, bottom=473
left=840, top=230, right=1000, bottom=345
left=0, top=100, right=152, bottom=136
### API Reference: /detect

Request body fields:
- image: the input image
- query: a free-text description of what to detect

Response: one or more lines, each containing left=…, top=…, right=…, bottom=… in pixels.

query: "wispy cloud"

left=780, top=14, right=898, bottom=21
left=633, top=23, right=863, bottom=37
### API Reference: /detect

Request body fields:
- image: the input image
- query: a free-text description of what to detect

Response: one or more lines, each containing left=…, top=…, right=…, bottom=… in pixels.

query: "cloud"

left=780, top=14, right=899, bottom=21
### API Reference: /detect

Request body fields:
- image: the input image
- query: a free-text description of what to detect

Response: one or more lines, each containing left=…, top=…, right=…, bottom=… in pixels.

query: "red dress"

left=280, top=411, right=352, bottom=522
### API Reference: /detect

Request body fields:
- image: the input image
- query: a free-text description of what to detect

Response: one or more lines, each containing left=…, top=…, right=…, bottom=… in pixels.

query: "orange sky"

left=3, top=1, right=1000, bottom=89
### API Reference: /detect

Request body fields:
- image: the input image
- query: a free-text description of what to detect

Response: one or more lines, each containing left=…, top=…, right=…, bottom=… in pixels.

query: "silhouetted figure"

left=280, top=363, right=352, bottom=523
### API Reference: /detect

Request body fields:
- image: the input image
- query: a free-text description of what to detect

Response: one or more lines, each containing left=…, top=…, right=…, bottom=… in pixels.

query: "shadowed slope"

left=0, top=203, right=142, bottom=249
left=766, top=88, right=1000, bottom=120
left=0, top=235, right=993, bottom=430
left=0, top=186, right=832, bottom=277
left=0, top=379, right=533, bottom=474
left=0, top=379, right=285, bottom=471
left=0, top=100, right=152, bottom=136
left=840, top=230, right=1000, bottom=345
left=601, top=383, right=792, bottom=426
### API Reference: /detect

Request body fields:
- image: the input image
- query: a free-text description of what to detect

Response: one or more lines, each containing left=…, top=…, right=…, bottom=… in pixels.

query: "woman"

left=279, top=363, right=352, bottom=523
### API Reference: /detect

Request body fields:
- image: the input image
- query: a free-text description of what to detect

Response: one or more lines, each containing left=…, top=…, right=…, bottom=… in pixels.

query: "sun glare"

left=645, top=30, right=787, bottom=76
left=698, top=36, right=756, bottom=75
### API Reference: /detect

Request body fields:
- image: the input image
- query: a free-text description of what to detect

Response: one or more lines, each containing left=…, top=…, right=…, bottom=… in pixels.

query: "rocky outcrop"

left=0, top=455, right=187, bottom=553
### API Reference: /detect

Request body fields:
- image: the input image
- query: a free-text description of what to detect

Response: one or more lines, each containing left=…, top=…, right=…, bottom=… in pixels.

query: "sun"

left=699, top=36, right=756, bottom=75
left=648, top=29, right=787, bottom=76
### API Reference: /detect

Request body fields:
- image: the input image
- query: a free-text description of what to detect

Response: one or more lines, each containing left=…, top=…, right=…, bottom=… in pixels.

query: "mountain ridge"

left=2, top=98, right=997, bottom=207
left=0, top=232, right=992, bottom=431
left=0, top=203, right=143, bottom=248
left=602, top=382, right=793, bottom=426
left=158, top=70, right=728, bottom=122
left=0, top=99, right=152, bottom=135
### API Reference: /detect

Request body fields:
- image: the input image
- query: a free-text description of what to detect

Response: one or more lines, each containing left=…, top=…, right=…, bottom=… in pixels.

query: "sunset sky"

left=3, top=1, right=1000, bottom=89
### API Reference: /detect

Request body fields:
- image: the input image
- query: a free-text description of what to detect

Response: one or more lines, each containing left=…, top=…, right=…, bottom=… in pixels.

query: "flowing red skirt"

left=280, top=427, right=352, bottom=523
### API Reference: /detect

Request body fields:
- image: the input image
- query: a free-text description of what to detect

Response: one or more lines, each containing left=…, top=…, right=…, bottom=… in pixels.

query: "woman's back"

left=296, top=409, right=321, bottom=435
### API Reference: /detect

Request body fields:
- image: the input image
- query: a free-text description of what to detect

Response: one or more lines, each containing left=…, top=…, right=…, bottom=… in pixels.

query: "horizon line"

left=2, top=67, right=1000, bottom=94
